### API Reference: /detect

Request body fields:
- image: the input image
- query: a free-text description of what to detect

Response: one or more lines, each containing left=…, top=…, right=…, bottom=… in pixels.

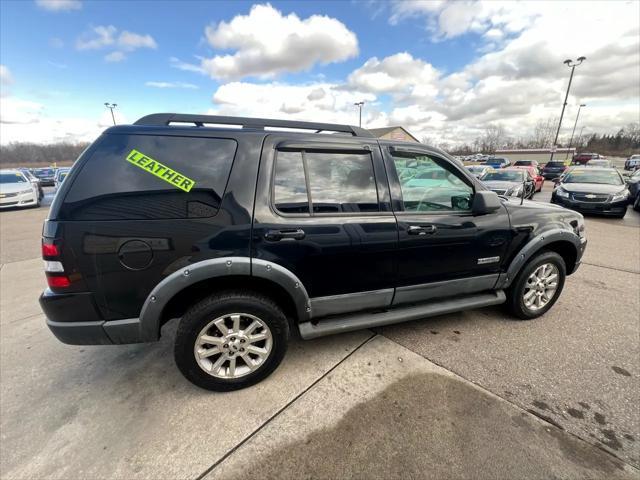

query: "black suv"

left=40, top=114, right=587, bottom=391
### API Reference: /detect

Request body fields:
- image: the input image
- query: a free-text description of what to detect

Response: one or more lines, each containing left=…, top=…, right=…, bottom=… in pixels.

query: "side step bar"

left=298, top=290, right=506, bottom=340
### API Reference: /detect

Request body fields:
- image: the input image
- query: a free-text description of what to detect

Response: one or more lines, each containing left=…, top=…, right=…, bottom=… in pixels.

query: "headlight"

left=506, top=186, right=522, bottom=197
left=611, top=189, right=629, bottom=202
left=556, top=187, right=570, bottom=198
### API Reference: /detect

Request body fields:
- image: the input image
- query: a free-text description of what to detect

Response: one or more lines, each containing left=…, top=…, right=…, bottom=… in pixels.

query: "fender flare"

left=496, top=229, right=581, bottom=289
left=138, top=257, right=310, bottom=342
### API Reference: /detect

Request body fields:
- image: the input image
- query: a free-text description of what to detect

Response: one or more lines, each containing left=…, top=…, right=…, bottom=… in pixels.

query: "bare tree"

left=481, top=124, right=506, bottom=154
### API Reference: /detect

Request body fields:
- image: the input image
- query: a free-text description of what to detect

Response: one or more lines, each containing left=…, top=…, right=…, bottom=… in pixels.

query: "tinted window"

left=273, top=150, right=379, bottom=215
left=393, top=154, right=473, bottom=212
left=0, top=173, right=28, bottom=184
left=305, top=152, right=378, bottom=213
left=481, top=170, right=524, bottom=181
left=563, top=169, right=623, bottom=185
left=62, top=134, right=237, bottom=220
left=273, top=151, right=309, bottom=214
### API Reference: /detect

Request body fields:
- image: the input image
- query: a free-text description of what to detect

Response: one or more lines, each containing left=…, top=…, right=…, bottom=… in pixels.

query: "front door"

left=382, top=144, right=511, bottom=305
left=252, top=135, right=398, bottom=317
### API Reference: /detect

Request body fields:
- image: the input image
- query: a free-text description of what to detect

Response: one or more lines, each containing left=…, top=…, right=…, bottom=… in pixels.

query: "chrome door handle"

left=407, top=225, right=437, bottom=235
left=264, top=228, right=306, bottom=241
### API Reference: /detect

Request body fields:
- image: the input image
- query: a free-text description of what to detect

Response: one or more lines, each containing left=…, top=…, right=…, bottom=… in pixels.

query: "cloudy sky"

left=0, top=0, right=638, bottom=146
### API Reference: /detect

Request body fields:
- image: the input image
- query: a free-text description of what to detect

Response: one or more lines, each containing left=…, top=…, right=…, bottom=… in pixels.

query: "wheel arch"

left=138, top=257, right=310, bottom=341
left=498, top=229, right=581, bottom=289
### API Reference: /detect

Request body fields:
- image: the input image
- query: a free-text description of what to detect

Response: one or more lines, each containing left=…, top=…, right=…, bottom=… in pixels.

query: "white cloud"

left=104, top=51, right=126, bottom=63
left=200, top=3, right=358, bottom=80
left=0, top=65, right=13, bottom=85
left=49, top=37, right=64, bottom=48
left=145, top=81, right=198, bottom=89
left=118, top=31, right=157, bottom=51
left=35, top=0, right=81, bottom=12
left=169, top=57, right=206, bottom=74
left=76, top=25, right=116, bottom=50
left=210, top=81, right=379, bottom=126
left=76, top=25, right=157, bottom=61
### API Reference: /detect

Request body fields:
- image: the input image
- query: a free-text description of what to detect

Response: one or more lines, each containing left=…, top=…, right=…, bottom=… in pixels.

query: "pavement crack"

left=582, top=262, right=639, bottom=275
left=194, top=331, right=378, bottom=480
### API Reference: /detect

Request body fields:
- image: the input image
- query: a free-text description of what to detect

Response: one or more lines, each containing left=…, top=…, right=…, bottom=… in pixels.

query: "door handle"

left=407, top=225, right=437, bottom=236
left=265, top=228, right=306, bottom=241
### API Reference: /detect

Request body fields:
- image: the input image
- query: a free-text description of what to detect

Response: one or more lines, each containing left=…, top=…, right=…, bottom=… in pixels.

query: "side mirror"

left=472, top=190, right=501, bottom=215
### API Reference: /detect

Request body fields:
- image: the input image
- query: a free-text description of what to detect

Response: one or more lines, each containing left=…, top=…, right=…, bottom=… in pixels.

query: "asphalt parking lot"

left=1, top=185, right=638, bottom=479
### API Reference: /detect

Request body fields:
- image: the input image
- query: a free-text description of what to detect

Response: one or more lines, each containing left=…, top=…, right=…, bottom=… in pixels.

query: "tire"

left=634, top=194, right=640, bottom=212
left=174, top=290, right=289, bottom=391
left=613, top=209, right=626, bottom=219
left=505, top=250, right=566, bottom=320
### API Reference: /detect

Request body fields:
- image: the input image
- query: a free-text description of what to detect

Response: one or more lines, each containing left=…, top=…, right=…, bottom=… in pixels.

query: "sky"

left=0, top=0, right=638, bottom=146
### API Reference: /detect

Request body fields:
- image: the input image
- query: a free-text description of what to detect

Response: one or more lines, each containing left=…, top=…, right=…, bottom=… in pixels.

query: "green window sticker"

left=125, top=149, right=196, bottom=192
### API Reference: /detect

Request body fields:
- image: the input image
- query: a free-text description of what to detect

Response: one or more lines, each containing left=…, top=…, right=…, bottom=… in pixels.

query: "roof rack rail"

left=133, top=113, right=374, bottom=138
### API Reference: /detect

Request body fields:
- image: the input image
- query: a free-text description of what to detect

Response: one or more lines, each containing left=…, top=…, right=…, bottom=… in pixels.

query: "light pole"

left=104, top=102, right=117, bottom=125
left=565, top=103, right=586, bottom=161
left=549, top=56, right=586, bottom=162
left=354, top=101, right=365, bottom=127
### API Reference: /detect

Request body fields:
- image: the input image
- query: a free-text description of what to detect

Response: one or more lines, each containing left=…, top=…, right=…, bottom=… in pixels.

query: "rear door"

left=382, top=144, right=512, bottom=305
left=252, top=135, right=397, bottom=317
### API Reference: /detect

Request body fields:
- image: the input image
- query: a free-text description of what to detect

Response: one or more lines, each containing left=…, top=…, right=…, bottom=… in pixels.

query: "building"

left=494, top=148, right=576, bottom=163
left=368, top=126, right=419, bottom=143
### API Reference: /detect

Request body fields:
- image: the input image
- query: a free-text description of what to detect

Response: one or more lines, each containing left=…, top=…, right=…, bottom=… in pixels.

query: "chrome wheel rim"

left=194, top=313, right=273, bottom=379
left=523, top=263, right=559, bottom=311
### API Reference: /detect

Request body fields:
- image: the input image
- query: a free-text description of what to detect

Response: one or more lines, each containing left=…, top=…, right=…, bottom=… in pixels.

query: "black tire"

left=634, top=194, right=640, bottom=212
left=505, top=250, right=566, bottom=320
left=174, top=290, right=289, bottom=391
left=614, top=208, right=627, bottom=219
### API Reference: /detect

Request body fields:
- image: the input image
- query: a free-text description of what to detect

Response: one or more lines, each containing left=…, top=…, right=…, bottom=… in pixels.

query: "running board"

left=298, top=290, right=506, bottom=340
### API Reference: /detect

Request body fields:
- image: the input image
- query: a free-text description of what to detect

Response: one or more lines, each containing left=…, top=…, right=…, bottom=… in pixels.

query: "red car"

left=512, top=165, right=544, bottom=192
left=572, top=153, right=603, bottom=165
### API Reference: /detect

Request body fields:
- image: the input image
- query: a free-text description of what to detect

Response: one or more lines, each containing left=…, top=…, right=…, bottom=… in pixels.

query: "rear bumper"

left=40, top=289, right=144, bottom=345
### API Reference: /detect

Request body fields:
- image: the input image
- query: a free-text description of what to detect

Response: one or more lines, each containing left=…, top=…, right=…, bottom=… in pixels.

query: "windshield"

left=481, top=170, right=524, bottom=182
left=35, top=169, right=54, bottom=176
left=466, top=166, right=485, bottom=173
left=0, top=173, right=27, bottom=184
left=546, top=162, right=565, bottom=167
left=514, top=161, right=533, bottom=166
left=587, top=160, right=608, bottom=167
left=563, top=170, right=623, bottom=185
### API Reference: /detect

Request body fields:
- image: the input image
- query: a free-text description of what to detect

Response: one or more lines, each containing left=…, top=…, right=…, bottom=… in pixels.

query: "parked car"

left=18, top=168, right=44, bottom=201
left=624, top=154, right=640, bottom=171
left=54, top=167, right=71, bottom=193
left=572, top=153, right=602, bottom=165
left=40, top=113, right=587, bottom=391
left=513, top=160, right=541, bottom=173
left=484, top=157, right=511, bottom=169
left=586, top=159, right=612, bottom=168
left=465, top=165, right=492, bottom=179
left=512, top=165, right=544, bottom=192
left=551, top=167, right=629, bottom=218
left=32, top=167, right=57, bottom=186
left=541, top=161, right=568, bottom=179
left=0, top=169, right=40, bottom=209
left=626, top=169, right=640, bottom=211
left=479, top=168, right=536, bottom=199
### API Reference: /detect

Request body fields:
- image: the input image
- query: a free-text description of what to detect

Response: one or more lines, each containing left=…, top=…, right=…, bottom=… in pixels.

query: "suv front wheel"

left=506, top=250, right=566, bottom=320
left=174, top=291, right=289, bottom=391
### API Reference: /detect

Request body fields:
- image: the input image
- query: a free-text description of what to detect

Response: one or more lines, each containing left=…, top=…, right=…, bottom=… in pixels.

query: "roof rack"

left=133, top=113, right=374, bottom=138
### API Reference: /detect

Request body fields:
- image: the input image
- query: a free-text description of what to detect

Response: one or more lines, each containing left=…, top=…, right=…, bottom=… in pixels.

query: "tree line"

left=442, top=121, right=640, bottom=157
left=0, top=142, right=90, bottom=167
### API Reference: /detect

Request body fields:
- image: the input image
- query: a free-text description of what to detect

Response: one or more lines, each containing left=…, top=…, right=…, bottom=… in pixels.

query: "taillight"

left=46, top=275, right=71, bottom=288
left=42, top=242, right=59, bottom=257
left=42, top=238, right=70, bottom=289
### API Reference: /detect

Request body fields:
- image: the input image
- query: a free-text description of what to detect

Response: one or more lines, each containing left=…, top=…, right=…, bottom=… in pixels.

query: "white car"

left=0, top=169, right=40, bottom=209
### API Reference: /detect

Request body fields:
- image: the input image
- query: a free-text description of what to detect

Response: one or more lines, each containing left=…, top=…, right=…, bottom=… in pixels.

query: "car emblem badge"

left=585, top=194, right=596, bottom=199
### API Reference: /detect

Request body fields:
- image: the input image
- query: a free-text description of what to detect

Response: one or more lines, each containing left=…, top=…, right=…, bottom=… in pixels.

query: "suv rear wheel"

left=174, top=291, right=289, bottom=391
left=506, top=250, right=566, bottom=320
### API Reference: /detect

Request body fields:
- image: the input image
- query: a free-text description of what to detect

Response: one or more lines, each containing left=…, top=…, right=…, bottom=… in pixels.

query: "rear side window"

left=61, top=134, right=237, bottom=220
left=273, top=150, right=379, bottom=215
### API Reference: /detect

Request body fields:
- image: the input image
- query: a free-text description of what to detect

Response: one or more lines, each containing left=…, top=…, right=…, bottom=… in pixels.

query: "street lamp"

left=104, top=102, right=117, bottom=125
left=549, top=56, right=586, bottom=162
left=565, top=103, right=586, bottom=160
left=354, top=101, right=365, bottom=127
